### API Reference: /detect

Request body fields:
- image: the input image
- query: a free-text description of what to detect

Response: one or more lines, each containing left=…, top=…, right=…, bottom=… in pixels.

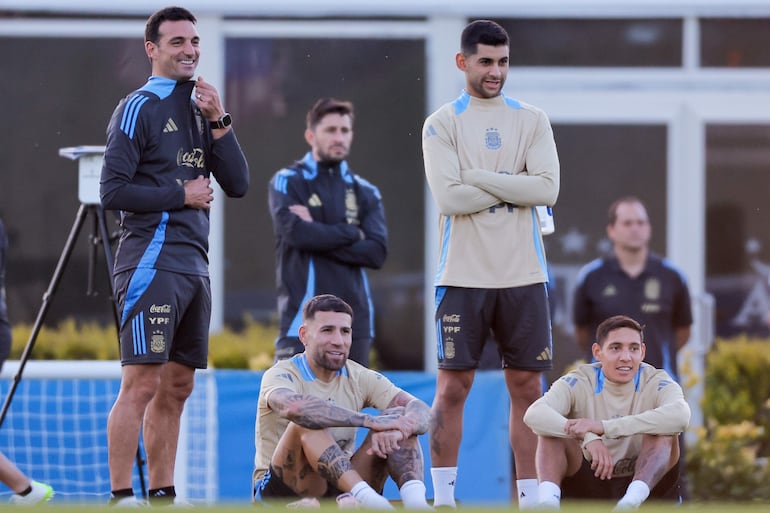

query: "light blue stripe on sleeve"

left=435, top=216, right=452, bottom=286
left=532, top=207, right=549, bottom=281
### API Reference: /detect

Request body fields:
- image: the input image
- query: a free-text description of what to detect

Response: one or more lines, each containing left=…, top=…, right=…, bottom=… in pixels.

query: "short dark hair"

left=145, top=6, right=197, bottom=44
left=595, top=315, right=644, bottom=346
left=306, top=98, right=354, bottom=130
left=607, top=196, right=647, bottom=226
left=303, top=294, right=354, bottom=323
left=461, top=20, right=510, bottom=56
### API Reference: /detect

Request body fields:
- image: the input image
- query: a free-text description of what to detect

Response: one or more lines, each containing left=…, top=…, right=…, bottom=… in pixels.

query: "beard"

left=317, top=146, right=348, bottom=164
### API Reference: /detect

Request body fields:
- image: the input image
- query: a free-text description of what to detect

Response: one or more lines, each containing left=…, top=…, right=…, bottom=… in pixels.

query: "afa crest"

left=150, top=330, right=166, bottom=353
left=485, top=128, right=502, bottom=150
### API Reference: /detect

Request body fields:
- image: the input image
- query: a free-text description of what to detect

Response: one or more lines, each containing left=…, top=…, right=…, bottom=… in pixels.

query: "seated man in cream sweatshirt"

left=523, top=315, right=690, bottom=510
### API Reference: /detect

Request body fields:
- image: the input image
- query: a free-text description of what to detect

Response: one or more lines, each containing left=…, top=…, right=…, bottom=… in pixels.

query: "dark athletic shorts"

left=114, top=269, right=210, bottom=368
left=434, top=284, right=553, bottom=371
left=562, top=459, right=681, bottom=502
left=253, top=466, right=341, bottom=501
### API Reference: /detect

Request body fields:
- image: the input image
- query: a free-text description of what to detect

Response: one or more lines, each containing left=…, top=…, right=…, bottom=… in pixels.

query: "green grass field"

left=0, top=502, right=768, bottom=512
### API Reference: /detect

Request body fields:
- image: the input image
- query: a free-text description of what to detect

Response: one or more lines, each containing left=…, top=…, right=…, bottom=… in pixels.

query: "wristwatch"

left=211, top=113, right=232, bottom=129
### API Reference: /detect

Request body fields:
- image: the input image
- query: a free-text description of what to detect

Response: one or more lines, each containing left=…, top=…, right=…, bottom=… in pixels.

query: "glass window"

left=224, top=37, right=426, bottom=369
left=0, top=36, right=147, bottom=325
left=706, top=124, right=770, bottom=337
left=701, top=18, right=770, bottom=68
left=546, top=124, right=668, bottom=378
left=495, top=18, right=682, bottom=67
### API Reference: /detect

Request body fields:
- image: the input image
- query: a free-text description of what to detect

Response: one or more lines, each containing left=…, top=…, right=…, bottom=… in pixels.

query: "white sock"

left=616, top=480, right=650, bottom=509
left=517, top=478, right=540, bottom=509
left=430, top=467, right=457, bottom=508
left=538, top=481, right=561, bottom=508
left=399, top=480, right=431, bottom=509
left=351, top=481, right=394, bottom=510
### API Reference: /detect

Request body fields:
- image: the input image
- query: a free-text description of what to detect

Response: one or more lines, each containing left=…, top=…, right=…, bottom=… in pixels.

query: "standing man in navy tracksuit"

left=100, top=6, right=249, bottom=506
left=268, top=98, right=387, bottom=366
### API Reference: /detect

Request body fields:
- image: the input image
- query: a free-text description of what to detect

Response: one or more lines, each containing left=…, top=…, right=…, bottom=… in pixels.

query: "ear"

left=298, top=325, right=308, bottom=346
left=455, top=52, right=466, bottom=71
left=640, top=342, right=646, bottom=360
left=304, top=128, right=314, bottom=148
left=591, top=342, right=602, bottom=361
left=145, top=40, right=155, bottom=61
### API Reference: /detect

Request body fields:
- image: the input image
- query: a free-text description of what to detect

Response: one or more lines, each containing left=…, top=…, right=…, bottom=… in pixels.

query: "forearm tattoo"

left=317, top=444, right=353, bottom=484
left=279, top=392, right=364, bottom=429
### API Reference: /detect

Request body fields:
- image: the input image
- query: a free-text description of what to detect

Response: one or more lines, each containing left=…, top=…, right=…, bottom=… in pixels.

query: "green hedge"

left=686, top=337, right=770, bottom=501
left=10, top=316, right=277, bottom=370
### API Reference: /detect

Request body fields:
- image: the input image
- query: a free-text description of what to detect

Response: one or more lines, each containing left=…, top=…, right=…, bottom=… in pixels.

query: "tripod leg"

left=95, top=206, right=148, bottom=499
left=0, top=203, right=90, bottom=428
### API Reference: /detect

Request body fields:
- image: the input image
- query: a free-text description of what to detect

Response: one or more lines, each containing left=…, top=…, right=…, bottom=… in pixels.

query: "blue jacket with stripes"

left=268, top=152, right=387, bottom=342
left=100, top=77, right=249, bottom=278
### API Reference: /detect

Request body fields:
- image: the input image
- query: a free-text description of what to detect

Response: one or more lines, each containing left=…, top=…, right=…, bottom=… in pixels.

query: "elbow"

left=370, top=245, right=387, bottom=269
left=522, top=406, right=536, bottom=429
left=100, top=186, right=118, bottom=211
left=542, top=181, right=559, bottom=206
left=225, top=177, right=250, bottom=198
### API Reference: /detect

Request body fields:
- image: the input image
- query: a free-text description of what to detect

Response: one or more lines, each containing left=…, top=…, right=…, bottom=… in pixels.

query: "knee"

left=641, top=435, right=679, bottom=468
left=156, top=374, right=194, bottom=410
left=506, top=370, right=543, bottom=402
left=119, top=372, right=161, bottom=407
left=434, top=374, right=473, bottom=406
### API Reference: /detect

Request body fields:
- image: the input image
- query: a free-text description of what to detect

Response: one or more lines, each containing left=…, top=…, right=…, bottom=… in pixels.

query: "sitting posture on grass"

left=524, top=315, right=690, bottom=510
left=253, top=294, right=432, bottom=509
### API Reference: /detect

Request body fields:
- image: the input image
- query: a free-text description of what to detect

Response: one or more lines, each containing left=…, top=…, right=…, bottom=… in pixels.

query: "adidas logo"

left=536, top=347, right=552, bottom=361
left=163, top=118, right=179, bottom=133
left=308, top=193, right=322, bottom=207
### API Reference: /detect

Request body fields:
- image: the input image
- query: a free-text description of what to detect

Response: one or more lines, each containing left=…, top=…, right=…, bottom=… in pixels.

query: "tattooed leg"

left=430, top=369, right=474, bottom=466
left=296, top=426, right=367, bottom=493
left=387, top=435, right=424, bottom=488
left=271, top=423, right=330, bottom=498
left=634, top=435, right=679, bottom=488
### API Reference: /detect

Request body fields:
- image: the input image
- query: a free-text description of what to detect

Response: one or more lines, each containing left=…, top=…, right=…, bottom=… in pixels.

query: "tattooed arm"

left=267, top=387, right=401, bottom=431
left=386, top=390, right=431, bottom=437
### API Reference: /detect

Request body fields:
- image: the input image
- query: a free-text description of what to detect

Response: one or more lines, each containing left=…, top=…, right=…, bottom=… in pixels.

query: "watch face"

left=221, top=113, right=232, bottom=127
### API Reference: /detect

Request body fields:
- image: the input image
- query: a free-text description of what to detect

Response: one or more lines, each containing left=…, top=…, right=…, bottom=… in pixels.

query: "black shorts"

left=253, top=466, right=341, bottom=501
left=562, top=459, right=681, bottom=502
left=434, top=284, right=553, bottom=371
left=114, top=269, right=210, bottom=368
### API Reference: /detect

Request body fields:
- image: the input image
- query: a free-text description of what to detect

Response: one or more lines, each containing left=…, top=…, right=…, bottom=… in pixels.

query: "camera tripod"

left=0, top=201, right=148, bottom=498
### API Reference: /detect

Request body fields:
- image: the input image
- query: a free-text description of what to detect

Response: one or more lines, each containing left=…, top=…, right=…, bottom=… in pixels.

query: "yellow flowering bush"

left=686, top=337, right=770, bottom=500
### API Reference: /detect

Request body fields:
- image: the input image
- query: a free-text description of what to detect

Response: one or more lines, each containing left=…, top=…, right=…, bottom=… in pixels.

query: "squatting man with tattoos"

left=523, top=315, right=690, bottom=510
left=252, top=294, right=432, bottom=509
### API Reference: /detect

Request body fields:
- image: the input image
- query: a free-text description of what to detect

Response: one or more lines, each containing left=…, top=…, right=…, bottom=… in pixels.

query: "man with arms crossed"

left=100, top=6, right=249, bottom=505
left=253, top=294, right=431, bottom=509
left=524, top=315, right=690, bottom=510
left=422, top=19, right=559, bottom=508
left=268, top=98, right=387, bottom=366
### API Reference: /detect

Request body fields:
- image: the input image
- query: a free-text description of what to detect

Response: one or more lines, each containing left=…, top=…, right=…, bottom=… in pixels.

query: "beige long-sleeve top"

left=422, top=90, right=559, bottom=288
left=524, top=362, right=691, bottom=476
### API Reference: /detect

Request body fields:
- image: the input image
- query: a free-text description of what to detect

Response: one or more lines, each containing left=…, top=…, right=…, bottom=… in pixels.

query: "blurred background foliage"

left=686, top=337, right=770, bottom=501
